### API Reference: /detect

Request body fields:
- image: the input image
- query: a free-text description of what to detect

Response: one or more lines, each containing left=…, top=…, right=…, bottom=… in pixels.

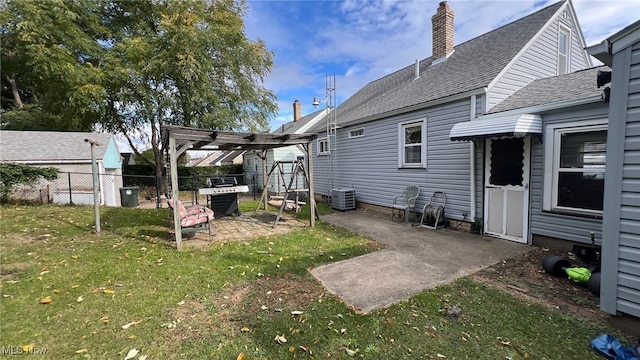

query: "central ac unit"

left=331, top=188, right=356, bottom=211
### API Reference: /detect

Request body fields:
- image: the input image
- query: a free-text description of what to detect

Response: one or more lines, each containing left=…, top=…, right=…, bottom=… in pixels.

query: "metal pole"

left=68, top=172, right=72, bottom=205
left=85, top=139, right=101, bottom=234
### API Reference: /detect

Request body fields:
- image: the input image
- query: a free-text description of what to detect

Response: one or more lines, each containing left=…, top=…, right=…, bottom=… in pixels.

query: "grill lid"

left=207, top=177, right=237, bottom=187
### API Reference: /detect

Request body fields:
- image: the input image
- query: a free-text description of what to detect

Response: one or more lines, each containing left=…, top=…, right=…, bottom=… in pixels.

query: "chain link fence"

left=3, top=172, right=247, bottom=208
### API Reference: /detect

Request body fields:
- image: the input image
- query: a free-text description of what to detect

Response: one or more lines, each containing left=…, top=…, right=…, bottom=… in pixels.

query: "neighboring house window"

left=397, top=119, right=427, bottom=168
left=557, top=25, right=570, bottom=75
left=543, top=120, right=607, bottom=214
left=348, top=128, right=365, bottom=138
left=317, top=138, right=329, bottom=155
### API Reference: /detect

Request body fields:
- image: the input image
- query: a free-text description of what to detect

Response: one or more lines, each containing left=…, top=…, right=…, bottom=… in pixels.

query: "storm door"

left=484, top=137, right=531, bottom=243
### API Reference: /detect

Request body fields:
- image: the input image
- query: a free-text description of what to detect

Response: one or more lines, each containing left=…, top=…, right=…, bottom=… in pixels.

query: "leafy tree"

left=100, top=0, right=276, bottom=185
left=0, top=0, right=106, bottom=131
left=1, top=0, right=277, bottom=190
left=0, top=163, right=60, bottom=202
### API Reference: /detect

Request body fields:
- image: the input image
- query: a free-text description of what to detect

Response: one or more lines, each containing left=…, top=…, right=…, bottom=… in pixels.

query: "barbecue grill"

left=199, top=177, right=248, bottom=217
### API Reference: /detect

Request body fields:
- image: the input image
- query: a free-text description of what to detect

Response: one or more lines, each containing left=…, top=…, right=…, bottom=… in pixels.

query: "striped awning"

left=450, top=114, right=542, bottom=141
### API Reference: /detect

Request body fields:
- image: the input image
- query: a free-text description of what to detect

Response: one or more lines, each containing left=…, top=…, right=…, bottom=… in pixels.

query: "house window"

left=397, top=119, right=427, bottom=168
left=317, top=138, right=329, bottom=155
left=544, top=120, right=607, bottom=214
left=558, top=25, right=570, bottom=75
left=348, top=128, right=365, bottom=138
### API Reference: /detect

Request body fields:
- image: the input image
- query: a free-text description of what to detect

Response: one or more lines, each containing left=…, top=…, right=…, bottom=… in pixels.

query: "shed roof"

left=488, top=66, right=607, bottom=114
left=309, top=1, right=565, bottom=132
left=0, top=130, right=115, bottom=163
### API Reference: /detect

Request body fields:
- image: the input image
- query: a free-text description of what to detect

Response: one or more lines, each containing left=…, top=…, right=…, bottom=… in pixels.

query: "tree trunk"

left=6, top=75, right=24, bottom=109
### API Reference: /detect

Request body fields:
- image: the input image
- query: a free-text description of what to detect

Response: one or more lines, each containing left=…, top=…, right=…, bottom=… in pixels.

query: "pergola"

left=162, top=125, right=318, bottom=250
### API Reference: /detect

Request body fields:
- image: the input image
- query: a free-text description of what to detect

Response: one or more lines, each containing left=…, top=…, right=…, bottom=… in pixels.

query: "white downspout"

left=469, top=95, right=477, bottom=221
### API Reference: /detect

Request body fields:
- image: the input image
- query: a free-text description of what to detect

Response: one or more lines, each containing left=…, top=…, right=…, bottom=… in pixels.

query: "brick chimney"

left=293, top=99, right=302, bottom=122
left=431, top=1, right=454, bottom=61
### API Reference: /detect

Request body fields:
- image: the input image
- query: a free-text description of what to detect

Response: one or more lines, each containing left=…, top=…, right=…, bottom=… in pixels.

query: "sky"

left=242, top=0, right=640, bottom=132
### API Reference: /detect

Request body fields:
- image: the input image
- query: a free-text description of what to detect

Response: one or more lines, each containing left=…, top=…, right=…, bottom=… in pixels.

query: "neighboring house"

left=244, top=100, right=328, bottom=194
left=188, top=150, right=245, bottom=167
left=0, top=130, right=123, bottom=206
left=121, top=152, right=137, bottom=165
left=587, top=20, right=640, bottom=321
left=310, top=0, right=592, bottom=245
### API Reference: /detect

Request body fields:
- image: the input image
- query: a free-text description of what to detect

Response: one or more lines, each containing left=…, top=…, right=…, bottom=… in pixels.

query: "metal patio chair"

left=391, top=185, right=420, bottom=224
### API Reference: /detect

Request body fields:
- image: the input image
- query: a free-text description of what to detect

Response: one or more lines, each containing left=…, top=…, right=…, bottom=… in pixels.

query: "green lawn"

left=0, top=203, right=631, bottom=359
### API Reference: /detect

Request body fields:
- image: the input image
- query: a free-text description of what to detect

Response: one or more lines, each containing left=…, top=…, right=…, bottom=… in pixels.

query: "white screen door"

left=484, top=137, right=531, bottom=243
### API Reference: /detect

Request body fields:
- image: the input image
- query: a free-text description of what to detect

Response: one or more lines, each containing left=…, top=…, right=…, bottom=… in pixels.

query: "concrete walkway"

left=311, top=209, right=530, bottom=313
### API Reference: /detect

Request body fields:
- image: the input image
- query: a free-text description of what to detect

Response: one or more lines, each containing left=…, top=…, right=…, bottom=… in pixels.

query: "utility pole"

left=85, top=139, right=101, bottom=234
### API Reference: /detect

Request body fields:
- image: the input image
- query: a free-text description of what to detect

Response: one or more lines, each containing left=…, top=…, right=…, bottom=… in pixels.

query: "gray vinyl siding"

left=601, top=39, right=640, bottom=318
left=488, top=12, right=590, bottom=109
left=473, top=95, right=485, bottom=219
left=529, top=104, right=609, bottom=243
left=313, top=98, right=474, bottom=220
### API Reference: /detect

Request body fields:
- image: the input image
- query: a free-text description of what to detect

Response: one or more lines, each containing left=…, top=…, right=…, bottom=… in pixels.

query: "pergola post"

left=169, top=136, right=183, bottom=250
left=261, top=149, right=268, bottom=210
left=306, top=142, right=316, bottom=227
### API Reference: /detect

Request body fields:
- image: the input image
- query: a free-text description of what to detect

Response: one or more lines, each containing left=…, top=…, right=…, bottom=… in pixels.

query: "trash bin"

left=120, top=187, right=139, bottom=207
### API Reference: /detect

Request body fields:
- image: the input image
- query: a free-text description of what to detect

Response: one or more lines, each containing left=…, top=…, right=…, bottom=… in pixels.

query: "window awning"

left=450, top=114, right=542, bottom=141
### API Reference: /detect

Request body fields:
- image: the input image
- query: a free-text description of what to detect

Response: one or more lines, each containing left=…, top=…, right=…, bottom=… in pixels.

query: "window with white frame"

left=317, top=138, right=329, bottom=155
left=348, top=128, right=365, bottom=138
left=544, top=120, right=607, bottom=214
left=397, top=119, right=427, bottom=168
left=557, top=25, right=570, bottom=75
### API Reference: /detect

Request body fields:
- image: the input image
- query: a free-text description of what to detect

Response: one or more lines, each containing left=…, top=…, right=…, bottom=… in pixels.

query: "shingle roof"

left=274, top=108, right=328, bottom=134
left=488, top=66, right=607, bottom=114
left=310, top=1, right=564, bottom=132
left=0, top=130, right=115, bottom=163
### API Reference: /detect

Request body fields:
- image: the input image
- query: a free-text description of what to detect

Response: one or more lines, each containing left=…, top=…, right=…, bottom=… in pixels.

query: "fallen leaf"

left=121, top=320, right=142, bottom=330
left=39, top=270, right=49, bottom=276
left=124, top=348, right=139, bottom=360
left=341, top=328, right=347, bottom=334
left=75, top=349, right=88, bottom=354
left=237, top=353, right=246, bottom=360
left=299, top=346, right=309, bottom=353
left=274, top=334, right=287, bottom=344
left=77, top=296, right=83, bottom=303
left=291, top=310, right=303, bottom=315
left=345, top=348, right=358, bottom=356
left=40, top=296, right=52, bottom=304
left=437, top=354, right=446, bottom=358
left=128, top=335, right=136, bottom=340
left=53, top=289, right=61, bottom=294
left=72, top=285, right=79, bottom=289
left=240, top=327, right=251, bottom=332
left=261, top=305, right=268, bottom=310
left=103, top=289, right=115, bottom=294
left=139, top=356, right=148, bottom=360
